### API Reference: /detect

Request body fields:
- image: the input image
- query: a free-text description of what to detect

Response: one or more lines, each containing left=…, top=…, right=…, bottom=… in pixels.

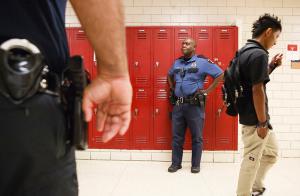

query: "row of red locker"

left=66, top=26, right=238, bottom=150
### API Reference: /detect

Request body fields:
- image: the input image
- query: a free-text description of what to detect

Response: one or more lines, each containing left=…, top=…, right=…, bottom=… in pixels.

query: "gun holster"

left=62, top=56, right=90, bottom=150
left=196, top=93, right=206, bottom=108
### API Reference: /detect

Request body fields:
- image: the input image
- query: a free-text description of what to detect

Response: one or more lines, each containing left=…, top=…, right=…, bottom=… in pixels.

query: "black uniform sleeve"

left=249, top=53, right=270, bottom=85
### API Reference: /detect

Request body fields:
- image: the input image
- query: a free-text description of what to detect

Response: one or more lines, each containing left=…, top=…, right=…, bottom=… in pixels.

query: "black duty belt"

left=175, top=93, right=206, bottom=108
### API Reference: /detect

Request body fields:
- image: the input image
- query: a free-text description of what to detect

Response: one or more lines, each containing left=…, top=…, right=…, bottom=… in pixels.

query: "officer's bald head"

left=181, top=38, right=197, bottom=57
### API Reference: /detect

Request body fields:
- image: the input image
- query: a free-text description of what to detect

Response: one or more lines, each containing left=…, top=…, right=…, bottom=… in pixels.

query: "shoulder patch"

left=197, top=54, right=207, bottom=59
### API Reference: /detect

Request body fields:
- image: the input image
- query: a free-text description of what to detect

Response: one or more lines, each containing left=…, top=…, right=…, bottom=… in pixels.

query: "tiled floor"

left=77, top=158, right=300, bottom=196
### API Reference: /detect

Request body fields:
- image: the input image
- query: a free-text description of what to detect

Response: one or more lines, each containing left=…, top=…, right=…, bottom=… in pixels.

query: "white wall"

left=66, top=0, right=300, bottom=158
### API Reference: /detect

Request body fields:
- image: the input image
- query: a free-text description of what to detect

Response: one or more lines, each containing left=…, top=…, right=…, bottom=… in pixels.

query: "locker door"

left=194, top=26, right=213, bottom=59
left=193, top=26, right=215, bottom=150
left=67, top=28, right=95, bottom=149
left=131, top=88, right=153, bottom=149
left=68, top=28, right=94, bottom=76
left=153, top=28, right=173, bottom=149
left=213, top=27, right=238, bottom=150
left=174, top=27, right=192, bottom=59
left=132, top=28, right=152, bottom=88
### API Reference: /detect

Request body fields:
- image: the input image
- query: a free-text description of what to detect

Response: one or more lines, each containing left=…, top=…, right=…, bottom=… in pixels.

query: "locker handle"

left=134, top=108, right=139, bottom=116
left=214, top=58, right=219, bottom=62
left=217, top=108, right=222, bottom=117
left=134, top=62, right=139, bottom=67
left=155, top=61, right=159, bottom=68
left=155, top=108, right=159, bottom=115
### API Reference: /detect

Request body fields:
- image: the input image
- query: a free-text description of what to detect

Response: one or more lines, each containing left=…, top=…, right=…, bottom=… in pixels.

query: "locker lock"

left=155, top=108, right=159, bottom=115
left=134, top=62, right=139, bottom=67
left=155, top=61, right=159, bottom=68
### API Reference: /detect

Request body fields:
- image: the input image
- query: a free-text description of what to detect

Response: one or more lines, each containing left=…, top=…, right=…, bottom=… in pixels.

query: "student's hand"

left=257, top=127, right=268, bottom=139
left=270, top=53, right=283, bottom=68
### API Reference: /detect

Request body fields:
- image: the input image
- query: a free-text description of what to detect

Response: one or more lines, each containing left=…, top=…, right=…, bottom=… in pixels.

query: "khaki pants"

left=237, top=125, right=278, bottom=196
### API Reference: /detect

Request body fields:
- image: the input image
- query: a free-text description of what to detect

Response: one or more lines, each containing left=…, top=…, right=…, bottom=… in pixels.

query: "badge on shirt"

left=191, top=62, right=197, bottom=68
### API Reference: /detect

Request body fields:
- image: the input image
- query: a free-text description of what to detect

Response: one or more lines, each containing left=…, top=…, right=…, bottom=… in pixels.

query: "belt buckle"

left=179, top=97, right=184, bottom=104
left=176, top=97, right=184, bottom=105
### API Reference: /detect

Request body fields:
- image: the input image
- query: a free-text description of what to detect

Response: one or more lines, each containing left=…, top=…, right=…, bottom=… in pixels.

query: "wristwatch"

left=257, top=120, right=268, bottom=128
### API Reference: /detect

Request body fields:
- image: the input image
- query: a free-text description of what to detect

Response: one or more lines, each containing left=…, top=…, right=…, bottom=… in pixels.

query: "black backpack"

left=222, top=44, right=260, bottom=116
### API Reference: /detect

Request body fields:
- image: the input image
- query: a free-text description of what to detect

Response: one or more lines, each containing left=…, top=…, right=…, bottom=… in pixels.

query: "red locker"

left=131, top=88, right=153, bottom=149
left=66, top=28, right=95, bottom=149
left=131, top=28, right=152, bottom=88
left=194, top=26, right=213, bottom=59
left=152, top=28, right=174, bottom=149
left=194, top=26, right=214, bottom=150
left=213, top=27, right=238, bottom=150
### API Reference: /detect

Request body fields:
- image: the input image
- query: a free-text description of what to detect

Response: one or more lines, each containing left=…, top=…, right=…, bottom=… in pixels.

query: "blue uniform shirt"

left=168, top=55, right=223, bottom=97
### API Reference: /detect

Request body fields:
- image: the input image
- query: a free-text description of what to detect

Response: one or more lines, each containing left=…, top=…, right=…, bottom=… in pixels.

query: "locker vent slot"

left=135, top=77, right=148, bottom=86
left=136, top=91, right=147, bottom=99
left=75, top=32, right=87, bottom=40
left=198, top=33, right=209, bottom=40
left=156, top=137, right=168, bottom=144
left=217, top=138, right=230, bottom=144
left=219, top=32, right=230, bottom=39
left=136, top=137, right=147, bottom=144
left=156, top=77, right=167, bottom=85
left=156, top=90, right=167, bottom=99
left=157, top=32, right=168, bottom=40
left=115, top=137, right=125, bottom=144
left=178, top=33, right=189, bottom=40
left=95, top=136, right=104, bottom=143
left=137, top=32, right=147, bottom=39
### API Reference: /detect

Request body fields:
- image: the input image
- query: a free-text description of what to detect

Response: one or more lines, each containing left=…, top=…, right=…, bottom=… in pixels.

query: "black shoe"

left=191, top=166, right=200, bottom=173
left=168, top=164, right=182, bottom=173
left=252, top=187, right=266, bottom=196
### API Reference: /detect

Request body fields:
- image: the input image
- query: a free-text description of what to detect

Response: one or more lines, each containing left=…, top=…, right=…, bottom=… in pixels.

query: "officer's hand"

left=270, top=53, right=283, bottom=67
left=256, top=127, right=268, bottom=139
left=82, top=75, right=132, bottom=143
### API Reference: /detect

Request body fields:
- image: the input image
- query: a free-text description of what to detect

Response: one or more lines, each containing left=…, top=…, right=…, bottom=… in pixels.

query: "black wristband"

left=257, top=120, right=268, bottom=128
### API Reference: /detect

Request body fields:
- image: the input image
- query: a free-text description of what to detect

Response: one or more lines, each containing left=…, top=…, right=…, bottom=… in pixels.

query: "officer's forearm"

left=252, top=83, right=267, bottom=123
left=70, top=0, right=128, bottom=78
left=204, top=73, right=223, bottom=94
left=167, top=75, right=174, bottom=89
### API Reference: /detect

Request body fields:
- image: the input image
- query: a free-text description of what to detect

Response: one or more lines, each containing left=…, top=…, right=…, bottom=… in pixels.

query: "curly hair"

left=252, top=13, right=282, bottom=38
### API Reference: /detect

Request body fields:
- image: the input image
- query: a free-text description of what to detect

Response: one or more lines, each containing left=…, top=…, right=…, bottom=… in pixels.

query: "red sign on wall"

left=288, top=44, right=298, bottom=51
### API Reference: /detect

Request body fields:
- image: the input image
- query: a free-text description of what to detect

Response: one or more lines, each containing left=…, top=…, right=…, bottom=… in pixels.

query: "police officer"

left=0, top=1, right=132, bottom=195
left=167, top=38, right=223, bottom=173
left=236, top=14, right=282, bottom=196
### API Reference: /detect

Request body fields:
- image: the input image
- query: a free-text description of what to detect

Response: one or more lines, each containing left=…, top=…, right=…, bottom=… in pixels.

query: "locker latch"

left=155, top=108, right=159, bottom=115
left=155, top=61, right=159, bottom=68
left=134, top=108, right=139, bottom=116
left=134, top=62, right=139, bottom=67
left=217, top=108, right=222, bottom=117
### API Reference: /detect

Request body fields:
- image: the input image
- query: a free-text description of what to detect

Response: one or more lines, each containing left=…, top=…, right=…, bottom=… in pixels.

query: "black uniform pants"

left=171, top=103, right=204, bottom=167
left=0, top=94, right=78, bottom=196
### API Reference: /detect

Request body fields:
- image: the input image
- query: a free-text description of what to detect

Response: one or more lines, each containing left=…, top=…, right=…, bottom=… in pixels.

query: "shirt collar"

left=246, top=39, right=269, bottom=54
left=181, top=55, right=197, bottom=63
